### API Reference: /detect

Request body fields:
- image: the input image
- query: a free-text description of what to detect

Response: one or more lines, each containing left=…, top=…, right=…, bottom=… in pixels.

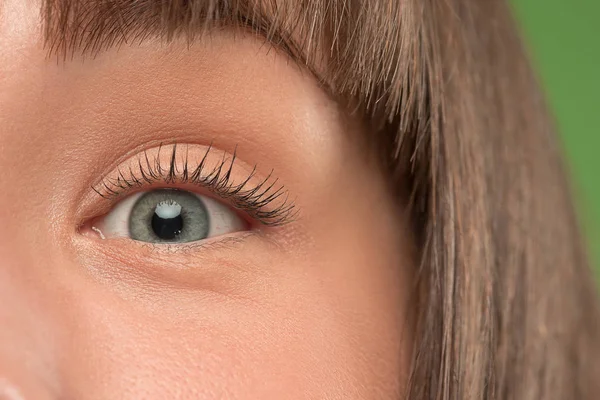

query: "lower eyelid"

left=73, top=229, right=268, bottom=295
left=85, top=230, right=257, bottom=259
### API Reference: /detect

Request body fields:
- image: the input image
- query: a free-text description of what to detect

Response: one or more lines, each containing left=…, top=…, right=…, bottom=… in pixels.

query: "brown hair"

left=43, top=0, right=600, bottom=398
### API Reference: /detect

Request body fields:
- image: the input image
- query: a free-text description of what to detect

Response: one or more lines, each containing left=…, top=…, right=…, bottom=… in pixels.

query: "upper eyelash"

left=92, top=143, right=297, bottom=226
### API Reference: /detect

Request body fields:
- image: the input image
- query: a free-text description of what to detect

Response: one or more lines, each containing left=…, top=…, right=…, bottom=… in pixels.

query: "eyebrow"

left=41, top=0, right=318, bottom=73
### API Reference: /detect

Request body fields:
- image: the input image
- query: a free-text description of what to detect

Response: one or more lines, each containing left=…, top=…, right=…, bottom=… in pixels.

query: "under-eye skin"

left=84, top=143, right=297, bottom=245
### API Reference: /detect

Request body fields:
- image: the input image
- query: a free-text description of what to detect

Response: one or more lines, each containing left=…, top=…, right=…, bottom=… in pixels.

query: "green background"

left=511, top=0, right=599, bottom=276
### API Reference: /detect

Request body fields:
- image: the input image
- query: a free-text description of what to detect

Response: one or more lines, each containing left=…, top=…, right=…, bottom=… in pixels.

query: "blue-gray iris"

left=129, top=189, right=209, bottom=243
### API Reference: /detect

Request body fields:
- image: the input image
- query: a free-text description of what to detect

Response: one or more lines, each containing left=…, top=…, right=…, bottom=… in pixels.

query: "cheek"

left=58, top=249, right=410, bottom=400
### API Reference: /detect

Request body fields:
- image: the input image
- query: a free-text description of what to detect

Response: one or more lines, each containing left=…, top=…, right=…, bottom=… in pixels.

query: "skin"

left=0, top=1, right=413, bottom=398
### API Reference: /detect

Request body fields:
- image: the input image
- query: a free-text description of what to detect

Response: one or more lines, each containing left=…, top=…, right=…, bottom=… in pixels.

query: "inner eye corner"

left=76, top=217, right=104, bottom=240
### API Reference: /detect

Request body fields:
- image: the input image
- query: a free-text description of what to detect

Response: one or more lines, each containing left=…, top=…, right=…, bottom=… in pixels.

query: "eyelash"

left=92, top=143, right=297, bottom=227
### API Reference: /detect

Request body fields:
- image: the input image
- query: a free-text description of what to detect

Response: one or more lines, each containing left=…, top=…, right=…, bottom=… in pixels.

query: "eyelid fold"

left=91, top=143, right=297, bottom=227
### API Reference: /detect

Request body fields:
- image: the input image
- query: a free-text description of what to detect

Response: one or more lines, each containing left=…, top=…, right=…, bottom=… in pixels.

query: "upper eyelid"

left=92, top=143, right=298, bottom=227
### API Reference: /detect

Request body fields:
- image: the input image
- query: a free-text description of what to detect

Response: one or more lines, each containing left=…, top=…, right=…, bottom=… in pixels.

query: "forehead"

left=4, top=0, right=425, bottom=129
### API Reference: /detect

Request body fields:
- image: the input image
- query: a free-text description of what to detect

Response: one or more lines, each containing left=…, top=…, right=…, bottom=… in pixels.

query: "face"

left=0, top=1, right=413, bottom=398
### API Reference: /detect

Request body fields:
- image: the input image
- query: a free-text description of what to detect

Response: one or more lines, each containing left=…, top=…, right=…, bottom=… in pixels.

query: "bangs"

left=42, top=0, right=432, bottom=129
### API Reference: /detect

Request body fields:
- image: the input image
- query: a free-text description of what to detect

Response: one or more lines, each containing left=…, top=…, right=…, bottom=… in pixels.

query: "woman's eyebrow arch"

left=40, top=0, right=316, bottom=72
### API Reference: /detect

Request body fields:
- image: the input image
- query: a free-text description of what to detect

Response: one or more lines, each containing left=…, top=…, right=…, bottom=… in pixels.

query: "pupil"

left=151, top=202, right=184, bottom=240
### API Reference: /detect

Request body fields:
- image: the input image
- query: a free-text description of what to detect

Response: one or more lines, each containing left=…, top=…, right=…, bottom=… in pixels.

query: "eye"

left=95, top=189, right=246, bottom=244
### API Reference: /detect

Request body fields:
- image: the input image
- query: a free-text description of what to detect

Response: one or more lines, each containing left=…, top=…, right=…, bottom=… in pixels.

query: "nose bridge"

left=0, top=259, right=60, bottom=399
left=0, top=118, right=65, bottom=399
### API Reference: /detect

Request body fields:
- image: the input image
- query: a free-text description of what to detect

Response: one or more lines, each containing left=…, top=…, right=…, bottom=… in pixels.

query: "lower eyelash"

left=93, top=143, right=297, bottom=226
